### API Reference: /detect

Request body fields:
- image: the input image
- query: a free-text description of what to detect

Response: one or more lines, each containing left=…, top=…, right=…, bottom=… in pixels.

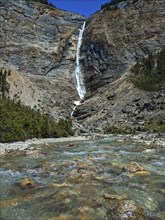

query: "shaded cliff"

left=0, top=0, right=85, bottom=119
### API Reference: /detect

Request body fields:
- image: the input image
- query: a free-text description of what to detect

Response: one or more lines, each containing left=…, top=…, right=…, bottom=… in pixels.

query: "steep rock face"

left=74, top=70, right=165, bottom=133
left=0, top=0, right=85, bottom=78
left=82, top=0, right=165, bottom=93
left=0, top=0, right=85, bottom=119
left=74, top=0, right=165, bottom=132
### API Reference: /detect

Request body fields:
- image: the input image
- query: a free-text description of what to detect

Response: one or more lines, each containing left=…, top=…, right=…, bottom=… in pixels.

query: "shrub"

left=130, top=49, right=165, bottom=91
left=104, top=123, right=136, bottom=134
left=101, top=0, right=126, bottom=11
left=0, top=68, right=10, bottom=98
left=24, top=0, right=56, bottom=8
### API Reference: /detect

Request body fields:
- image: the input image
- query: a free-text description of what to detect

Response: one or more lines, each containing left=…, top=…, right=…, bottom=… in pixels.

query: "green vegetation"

left=101, top=0, right=139, bottom=11
left=146, top=124, right=165, bottom=133
left=25, top=0, right=56, bottom=8
left=104, top=123, right=137, bottom=134
left=0, top=98, right=74, bottom=142
left=145, top=115, right=165, bottom=133
left=0, top=67, right=74, bottom=142
left=0, top=68, right=10, bottom=98
left=131, top=49, right=165, bottom=91
left=101, top=0, right=126, bottom=11
left=104, top=122, right=165, bottom=134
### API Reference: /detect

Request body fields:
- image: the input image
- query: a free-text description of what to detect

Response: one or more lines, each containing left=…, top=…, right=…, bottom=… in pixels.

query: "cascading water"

left=75, top=21, right=86, bottom=100
left=71, top=21, right=86, bottom=117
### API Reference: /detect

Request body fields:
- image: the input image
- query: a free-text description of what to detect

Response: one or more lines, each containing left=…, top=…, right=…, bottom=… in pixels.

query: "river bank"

left=0, top=136, right=90, bottom=155
left=0, top=132, right=165, bottom=156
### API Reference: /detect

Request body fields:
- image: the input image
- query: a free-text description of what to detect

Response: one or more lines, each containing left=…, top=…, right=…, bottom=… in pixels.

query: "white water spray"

left=75, top=21, right=86, bottom=100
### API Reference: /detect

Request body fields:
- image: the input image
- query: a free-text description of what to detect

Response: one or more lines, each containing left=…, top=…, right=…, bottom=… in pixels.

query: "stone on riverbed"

left=49, top=214, right=73, bottom=220
left=78, top=206, right=95, bottom=220
left=104, top=194, right=127, bottom=200
left=122, top=162, right=145, bottom=173
left=110, top=200, right=146, bottom=220
left=126, top=170, right=151, bottom=178
left=67, top=143, right=75, bottom=148
left=77, top=161, right=89, bottom=168
left=18, top=177, right=35, bottom=189
left=142, top=148, right=157, bottom=154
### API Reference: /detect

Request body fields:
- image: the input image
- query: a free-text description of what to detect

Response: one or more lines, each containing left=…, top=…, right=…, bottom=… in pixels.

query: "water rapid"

left=0, top=136, right=165, bottom=219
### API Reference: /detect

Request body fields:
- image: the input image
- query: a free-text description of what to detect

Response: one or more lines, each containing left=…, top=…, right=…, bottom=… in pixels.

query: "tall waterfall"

left=75, top=21, right=86, bottom=100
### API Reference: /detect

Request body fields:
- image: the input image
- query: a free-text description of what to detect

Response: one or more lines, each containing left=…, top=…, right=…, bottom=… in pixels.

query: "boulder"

left=111, top=200, right=146, bottom=220
left=18, top=177, right=35, bottom=189
left=122, top=162, right=145, bottom=173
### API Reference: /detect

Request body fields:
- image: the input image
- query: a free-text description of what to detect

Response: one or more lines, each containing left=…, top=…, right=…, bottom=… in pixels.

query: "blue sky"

left=48, top=0, right=110, bottom=17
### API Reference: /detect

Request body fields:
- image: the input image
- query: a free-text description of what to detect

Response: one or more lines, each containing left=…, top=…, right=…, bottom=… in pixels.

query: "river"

left=0, top=135, right=165, bottom=219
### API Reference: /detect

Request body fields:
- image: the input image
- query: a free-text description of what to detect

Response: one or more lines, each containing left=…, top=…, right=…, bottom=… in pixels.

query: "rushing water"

left=0, top=136, right=165, bottom=220
left=74, top=21, right=86, bottom=100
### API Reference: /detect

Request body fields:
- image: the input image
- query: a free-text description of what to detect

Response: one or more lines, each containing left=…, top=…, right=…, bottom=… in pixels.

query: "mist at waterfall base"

left=48, top=0, right=110, bottom=17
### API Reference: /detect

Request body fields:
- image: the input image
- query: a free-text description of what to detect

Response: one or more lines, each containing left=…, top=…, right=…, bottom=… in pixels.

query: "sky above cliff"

left=48, top=0, right=110, bottom=17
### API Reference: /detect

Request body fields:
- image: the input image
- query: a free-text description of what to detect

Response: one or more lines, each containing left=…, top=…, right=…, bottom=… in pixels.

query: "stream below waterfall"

left=0, top=136, right=165, bottom=220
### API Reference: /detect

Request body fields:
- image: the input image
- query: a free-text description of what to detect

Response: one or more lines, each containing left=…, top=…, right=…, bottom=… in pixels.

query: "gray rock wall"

left=0, top=0, right=85, bottom=80
left=82, top=0, right=165, bottom=93
left=0, top=0, right=86, bottom=120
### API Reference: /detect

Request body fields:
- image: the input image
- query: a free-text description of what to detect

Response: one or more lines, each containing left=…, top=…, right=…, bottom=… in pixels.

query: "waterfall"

left=75, top=21, right=86, bottom=100
left=71, top=22, right=86, bottom=118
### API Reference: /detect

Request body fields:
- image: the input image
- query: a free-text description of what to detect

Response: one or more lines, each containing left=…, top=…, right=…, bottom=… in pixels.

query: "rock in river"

left=17, top=177, right=36, bottom=189
left=122, top=162, right=145, bottom=173
left=111, top=200, right=146, bottom=220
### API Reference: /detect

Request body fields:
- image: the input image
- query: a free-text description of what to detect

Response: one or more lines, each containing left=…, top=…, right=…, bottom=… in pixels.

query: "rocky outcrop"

left=0, top=0, right=85, bottom=119
left=82, top=0, right=165, bottom=93
left=75, top=69, right=165, bottom=132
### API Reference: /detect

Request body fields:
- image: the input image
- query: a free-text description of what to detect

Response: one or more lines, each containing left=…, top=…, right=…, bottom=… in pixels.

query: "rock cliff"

left=82, top=0, right=165, bottom=93
left=75, top=0, right=165, bottom=133
left=0, top=0, right=85, bottom=118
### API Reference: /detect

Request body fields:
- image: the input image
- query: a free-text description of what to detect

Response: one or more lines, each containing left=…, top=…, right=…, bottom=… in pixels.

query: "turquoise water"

left=0, top=136, right=165, bottom=219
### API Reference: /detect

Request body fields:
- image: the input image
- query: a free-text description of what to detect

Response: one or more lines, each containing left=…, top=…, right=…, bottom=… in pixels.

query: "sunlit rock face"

left=81, top=0, right=165, bottom=93
left=74, top=0, right=165, bottom=132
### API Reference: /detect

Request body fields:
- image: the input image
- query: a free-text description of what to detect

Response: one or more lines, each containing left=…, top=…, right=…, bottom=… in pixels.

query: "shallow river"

left=0, top=136, right=165, bottom=220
